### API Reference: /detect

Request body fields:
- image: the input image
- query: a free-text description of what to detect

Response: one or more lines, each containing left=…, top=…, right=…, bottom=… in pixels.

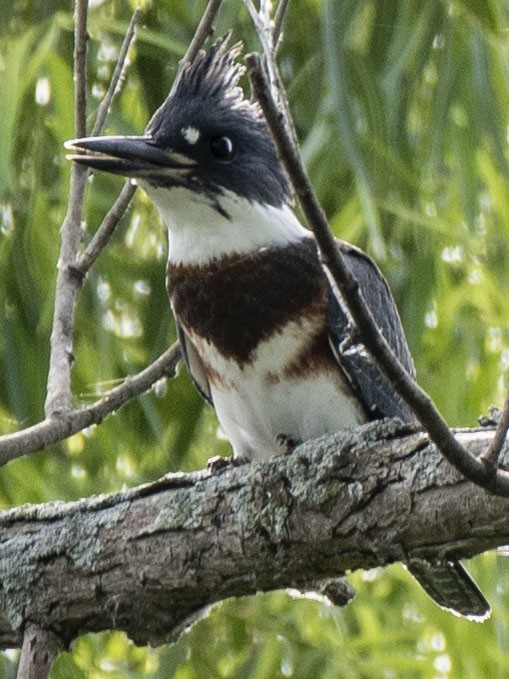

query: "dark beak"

left=65, top=135, right=196, bottom=178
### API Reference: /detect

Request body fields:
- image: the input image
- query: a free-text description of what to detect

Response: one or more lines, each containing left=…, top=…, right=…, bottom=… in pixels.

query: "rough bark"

left=0, top=421, right=507, bottom=650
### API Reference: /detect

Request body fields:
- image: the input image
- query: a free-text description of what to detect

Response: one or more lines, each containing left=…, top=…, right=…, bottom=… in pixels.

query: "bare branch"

left=45, top=0, right=90, bottom=416
left=243, top=0, right=275, bottom=53
left=0, top=343, right=181, bottom=465
left=73, top=0, right=88, bottom=139
left=72, top=8, right=142, bottom=276
left=244, top=52, right=509, bottom=496
left=91, top=7, right=142, bottom=137
left=45, top=7, right=141, bottom=419
left=273, top=0, right=291, bottom=47
left=43, top=167, right=88, bottom=418
left=178, top=0, right=224, bottom=69
left=74, top=181, right=137, bottom=275
left=17, top=623, right=64, bottom=679
left=243, top=1, right=299, bottom=151
left=43, top=7, right=143, bottom=421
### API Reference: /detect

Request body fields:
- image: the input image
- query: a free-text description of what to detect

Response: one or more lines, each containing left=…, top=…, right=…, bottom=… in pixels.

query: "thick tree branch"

left=0, top=423, right=506, bottom=650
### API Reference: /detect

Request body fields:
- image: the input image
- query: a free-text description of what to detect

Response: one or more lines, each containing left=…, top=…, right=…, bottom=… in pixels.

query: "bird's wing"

left=325, top=239, right=415, bottom=422
left=176, top=323, right=213, bottom=406
left=325, top=240, right=490, bottom=620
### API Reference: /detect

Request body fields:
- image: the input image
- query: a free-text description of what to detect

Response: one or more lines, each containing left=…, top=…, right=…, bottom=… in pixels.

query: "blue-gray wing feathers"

left=326, top=239, right=489, bottom=620
left=325, top=239, right=415, bottom=422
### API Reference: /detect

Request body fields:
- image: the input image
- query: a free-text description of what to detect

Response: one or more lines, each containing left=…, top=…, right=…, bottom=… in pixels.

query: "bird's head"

left=66, top=35, right=291, bottom=214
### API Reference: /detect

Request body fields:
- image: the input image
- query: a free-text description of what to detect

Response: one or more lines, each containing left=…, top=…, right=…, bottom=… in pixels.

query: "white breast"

left=187, top=318, right=367, bottom=462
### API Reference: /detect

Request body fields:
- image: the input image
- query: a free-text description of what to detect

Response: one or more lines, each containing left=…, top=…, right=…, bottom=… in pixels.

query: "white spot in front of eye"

left=181, top=126, right=200, bottom=145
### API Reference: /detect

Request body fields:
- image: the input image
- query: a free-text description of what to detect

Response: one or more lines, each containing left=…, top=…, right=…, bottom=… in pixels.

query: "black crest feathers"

left=146, top=35, right=260, bottom=139
left=175, top=34, right=251, bottom=113
left=143, top=34, right=291, bottom=207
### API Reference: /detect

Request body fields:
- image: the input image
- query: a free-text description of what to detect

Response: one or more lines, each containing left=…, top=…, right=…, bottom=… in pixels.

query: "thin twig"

left=243, top=0, right=275, bottom=58
left=72, top=9, right=142, bottom=275
left=169, top=0, right=224, bottom=99
left=45, top=0, right=90, bottom=416
left=74, top=0, right=88, bottom=139
left=245, top=52, right=509, bottom=496
left=74, top=181, right=137, bottom=275
left=180, top=0, right=223, bottom=66
left=481, top=389, right=509, bottom=469
left=273, top=0, right=291, bottom=48
left=92, top=7, right=142, bottom=137
left=0, top=343, right=181, bottom=465
left=17, top=623, right=64, bottom=679
left=243, top=1, right=299, bottom=153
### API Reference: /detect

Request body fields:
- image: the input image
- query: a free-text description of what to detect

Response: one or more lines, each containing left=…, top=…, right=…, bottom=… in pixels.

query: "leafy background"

left=1, top=0, right=509, bottom=676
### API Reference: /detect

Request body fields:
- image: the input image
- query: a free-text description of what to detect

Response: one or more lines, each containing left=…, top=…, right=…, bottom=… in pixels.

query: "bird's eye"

left=209, top=136, right=235, bottom=160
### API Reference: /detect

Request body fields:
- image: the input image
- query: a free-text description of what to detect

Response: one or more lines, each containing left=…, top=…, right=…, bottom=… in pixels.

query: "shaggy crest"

left=146, top=35, right=260, bottom=140
left=176, top=35, right=253, bottom=112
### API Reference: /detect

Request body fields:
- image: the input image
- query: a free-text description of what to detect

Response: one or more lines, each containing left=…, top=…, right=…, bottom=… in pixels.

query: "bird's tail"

left=407, top=558, right=490, bottom=621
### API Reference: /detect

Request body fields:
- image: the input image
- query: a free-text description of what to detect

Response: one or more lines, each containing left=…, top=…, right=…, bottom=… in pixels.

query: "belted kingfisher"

left=67, top=36, right=489, bottom=620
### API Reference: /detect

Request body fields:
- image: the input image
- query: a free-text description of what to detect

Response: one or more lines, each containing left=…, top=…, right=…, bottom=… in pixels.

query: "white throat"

left=138, top=183, right=310, bottom=264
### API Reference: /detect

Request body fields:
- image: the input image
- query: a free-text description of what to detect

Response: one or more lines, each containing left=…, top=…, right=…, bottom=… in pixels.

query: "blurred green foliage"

left=1, top=0, right=509, bottom=676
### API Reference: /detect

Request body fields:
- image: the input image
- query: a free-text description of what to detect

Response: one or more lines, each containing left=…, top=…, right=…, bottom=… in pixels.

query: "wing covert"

left=325, top=240, right=415, bottom=421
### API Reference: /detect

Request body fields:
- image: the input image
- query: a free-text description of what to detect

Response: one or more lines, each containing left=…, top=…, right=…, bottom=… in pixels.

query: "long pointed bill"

left=65, top=135, right=196, bottom=179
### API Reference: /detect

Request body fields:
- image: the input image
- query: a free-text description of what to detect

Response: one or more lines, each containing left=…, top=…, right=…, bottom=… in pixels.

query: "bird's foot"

left=206, top=454, right=249, bottom=475
left=207, top=455, right=233, bottom=475
left=479, top=406, right=501, bottom=427
left=276, top=433, right=302, bottom=455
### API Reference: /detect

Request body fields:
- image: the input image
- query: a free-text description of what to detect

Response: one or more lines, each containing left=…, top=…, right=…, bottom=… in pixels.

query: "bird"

left=66, top=35, right=490, bottom=621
